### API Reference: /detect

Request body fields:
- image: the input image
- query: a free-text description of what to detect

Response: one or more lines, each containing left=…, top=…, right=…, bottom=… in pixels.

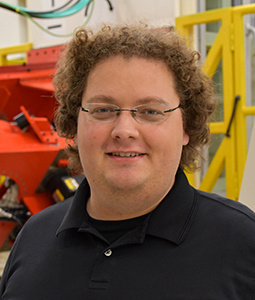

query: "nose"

left=111, top=111, right=140, bottom=140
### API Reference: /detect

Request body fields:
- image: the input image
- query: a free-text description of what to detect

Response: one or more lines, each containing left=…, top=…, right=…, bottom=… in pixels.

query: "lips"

left=110, top=152, right=144, bottom=157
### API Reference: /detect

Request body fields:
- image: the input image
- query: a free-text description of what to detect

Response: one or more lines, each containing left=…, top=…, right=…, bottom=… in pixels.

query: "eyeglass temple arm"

left=164, top=104, right=181, bottom=113
left=80, top=107, right=89, bottom=112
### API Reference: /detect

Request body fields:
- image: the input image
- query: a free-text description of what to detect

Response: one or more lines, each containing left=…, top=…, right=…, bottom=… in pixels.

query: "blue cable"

left=0, top=0, right=92, bottom=18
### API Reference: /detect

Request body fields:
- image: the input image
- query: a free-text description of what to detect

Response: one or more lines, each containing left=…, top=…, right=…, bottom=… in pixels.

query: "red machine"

left=0, top=46, right=79, bottom=249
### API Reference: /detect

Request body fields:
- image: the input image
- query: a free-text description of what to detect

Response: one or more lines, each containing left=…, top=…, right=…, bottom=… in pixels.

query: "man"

left=1, top=24, right=255, bottom=299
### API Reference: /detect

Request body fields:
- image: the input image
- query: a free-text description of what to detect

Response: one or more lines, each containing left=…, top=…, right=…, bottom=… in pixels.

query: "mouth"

left=109, top=152, right=144, bottom=158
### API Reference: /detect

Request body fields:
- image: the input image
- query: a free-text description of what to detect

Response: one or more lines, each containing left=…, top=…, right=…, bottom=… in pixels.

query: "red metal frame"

left=0, top=45, right=67, bottom=248
left=0, top=221, right=16, bottom=248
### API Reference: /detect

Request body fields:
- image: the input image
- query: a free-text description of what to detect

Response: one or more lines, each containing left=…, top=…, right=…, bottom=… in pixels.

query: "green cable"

left=16, top=0, right=95, bottom=38
left=33, top=0, right=91, bottom=18
left=0, top=0, right=91, bottom=18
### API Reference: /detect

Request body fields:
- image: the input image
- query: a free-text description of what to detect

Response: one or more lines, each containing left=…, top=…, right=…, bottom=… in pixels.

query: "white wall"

left=0, top=0, right=198, bottom=49
left=114, top=0, right=175, bottom=26
left=25, top=0, right=118, bottom=48
left=26, top=0, right=177, bottom=48
left=0, top=0, right=28, bottom=48
left=239, top=121, right=255, bottom=211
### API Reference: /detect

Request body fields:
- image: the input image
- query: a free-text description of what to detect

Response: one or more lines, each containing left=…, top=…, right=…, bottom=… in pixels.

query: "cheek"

left=77, top=120, right=109, bottom=152
left=149, top=121, right=187, bottom=157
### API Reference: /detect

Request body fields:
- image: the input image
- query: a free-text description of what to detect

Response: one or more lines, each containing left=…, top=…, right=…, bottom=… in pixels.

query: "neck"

left=86, top=181, right=174, bottom=221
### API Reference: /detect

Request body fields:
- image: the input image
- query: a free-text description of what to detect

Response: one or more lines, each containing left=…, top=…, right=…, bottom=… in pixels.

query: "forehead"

left=88, top=55, right=172, bottom=79
left=83, top=55, right=179, bottom=106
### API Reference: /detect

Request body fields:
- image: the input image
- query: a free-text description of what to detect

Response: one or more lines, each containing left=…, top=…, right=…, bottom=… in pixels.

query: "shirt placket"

left=78, top=220, right=148, bottom=291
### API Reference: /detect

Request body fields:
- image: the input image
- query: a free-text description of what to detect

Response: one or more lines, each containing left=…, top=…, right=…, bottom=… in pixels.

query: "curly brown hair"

left=54, top=24, right=217, bottom=173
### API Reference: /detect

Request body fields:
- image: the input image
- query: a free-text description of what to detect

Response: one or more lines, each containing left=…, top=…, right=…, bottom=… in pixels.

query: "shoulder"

left=17, top=197, right=73, bottom=240
left=196, top=190, right=255, bottom=236
left=30, top=197, right=72, bottom=223
left=197, top=190, right=255, bottom=220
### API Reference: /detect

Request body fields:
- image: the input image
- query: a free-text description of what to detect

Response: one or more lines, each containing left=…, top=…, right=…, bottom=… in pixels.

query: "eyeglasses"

left=80, top=103, right=181, bottom=124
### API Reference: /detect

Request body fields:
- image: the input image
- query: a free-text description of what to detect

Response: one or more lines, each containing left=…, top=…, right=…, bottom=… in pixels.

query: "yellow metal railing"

left=0, top=43, right=33, bottom=66
left=176, top=4, right=255, bottom=200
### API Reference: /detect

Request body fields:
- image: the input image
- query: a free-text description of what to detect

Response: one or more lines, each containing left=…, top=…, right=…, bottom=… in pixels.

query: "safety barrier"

left=0, top=43, right=33, bottom=66
left=176, top=4, right=255, bottom=200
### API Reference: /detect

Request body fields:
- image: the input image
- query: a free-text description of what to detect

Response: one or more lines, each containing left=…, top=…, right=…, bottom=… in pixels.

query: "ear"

left=73, top=134, right=78, bottom=146
left=182, top=131, right=189, bottom=146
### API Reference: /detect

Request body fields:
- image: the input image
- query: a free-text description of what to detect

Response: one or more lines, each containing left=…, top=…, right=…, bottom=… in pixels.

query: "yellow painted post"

left=0, top=176, right=6, bottom=186
left=175, top=5, right=255, bottom=200
left=242, top=106, right=255, bottom=115
left=221, top=9, right=238, bottom=200
left=202, top=26, right=223, bottom=78
left=0, top=43, right=33, bottom=66
left=176, top=8, right=237, bottom=199
left=199, top=139, right=226, bottom=192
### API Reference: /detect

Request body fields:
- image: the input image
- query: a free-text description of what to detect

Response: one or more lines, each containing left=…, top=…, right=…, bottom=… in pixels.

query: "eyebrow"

left=85, top=95, right=169, bottom=106
left=135, top=97, right=168, bottom=106
left=85, top=95, right=116, bottom=104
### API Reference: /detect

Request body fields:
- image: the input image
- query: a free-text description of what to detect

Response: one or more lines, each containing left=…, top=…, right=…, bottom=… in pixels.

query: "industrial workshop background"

left=0, top=0, right=255, bottom=260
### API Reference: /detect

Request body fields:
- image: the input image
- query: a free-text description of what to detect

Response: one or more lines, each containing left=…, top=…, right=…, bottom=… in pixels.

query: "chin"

left=106, top=176, right=146, bottom=191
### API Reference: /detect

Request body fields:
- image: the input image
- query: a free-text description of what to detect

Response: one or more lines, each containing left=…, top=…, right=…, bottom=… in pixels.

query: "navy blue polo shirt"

left=1, top=168, right=255, bottom=299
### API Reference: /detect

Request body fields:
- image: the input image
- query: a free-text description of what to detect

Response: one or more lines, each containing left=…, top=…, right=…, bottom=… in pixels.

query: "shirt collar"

left=56, top=168, right=198, bottom=246
left=56, top=178, right=90, bottom=235
left=146, top=168, right=198, bottom=245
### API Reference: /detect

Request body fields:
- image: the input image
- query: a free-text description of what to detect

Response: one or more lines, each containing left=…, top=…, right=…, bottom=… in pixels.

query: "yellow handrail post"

left=220, top=9, right=238, bottom=200
left=175, top=4, right=255, bottom=200
left=0, top=43, right=33, bottom=66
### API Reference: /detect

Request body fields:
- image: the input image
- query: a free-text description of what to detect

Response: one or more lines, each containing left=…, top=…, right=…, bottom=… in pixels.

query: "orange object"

left=0, top=45, right=67, bottom=248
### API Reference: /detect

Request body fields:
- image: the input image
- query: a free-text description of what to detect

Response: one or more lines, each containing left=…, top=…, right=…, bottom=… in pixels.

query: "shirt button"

left=104, top=249, right=112, bottom=257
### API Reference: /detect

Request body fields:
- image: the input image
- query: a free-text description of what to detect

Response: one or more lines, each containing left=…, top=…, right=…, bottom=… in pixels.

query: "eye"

left=134, top=104, right=167, bottom=123
left=138, top=107, right=164, bottom=116
left=146, top=109, right=161, bottom=115
left=94, top=107, right=111, bottom=113
left=90, top=105, right=115, bottom=114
